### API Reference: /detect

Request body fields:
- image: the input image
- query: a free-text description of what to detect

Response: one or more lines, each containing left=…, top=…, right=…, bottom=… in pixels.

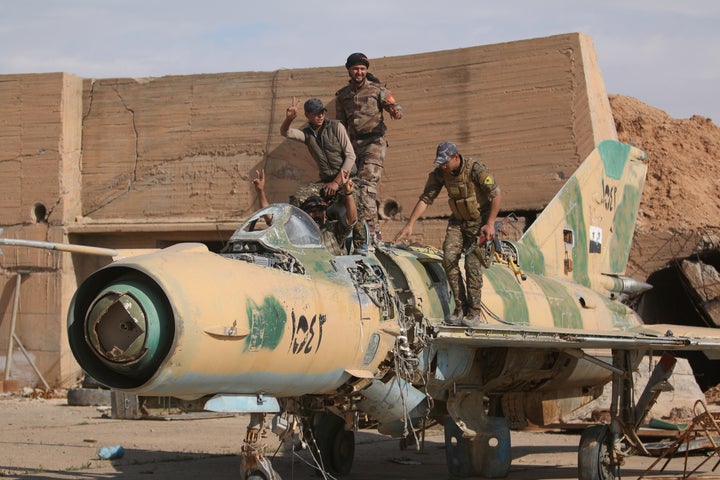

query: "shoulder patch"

left=483, top=175, right=495, bottom=185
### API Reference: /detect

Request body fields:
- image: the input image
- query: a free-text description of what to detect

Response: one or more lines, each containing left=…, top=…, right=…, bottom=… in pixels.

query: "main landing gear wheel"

left=578, top=424, right=618, bottom=480
left=311, top=412, right=355, bottom=477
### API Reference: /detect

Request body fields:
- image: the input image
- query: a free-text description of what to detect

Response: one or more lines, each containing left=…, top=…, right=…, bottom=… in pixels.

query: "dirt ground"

left=2, top=394, right=720, bottom=480
left=610, top=95, right=720, bottom=232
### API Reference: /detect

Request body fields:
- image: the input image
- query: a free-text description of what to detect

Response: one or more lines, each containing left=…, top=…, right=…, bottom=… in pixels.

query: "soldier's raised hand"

left=285, top=96, right=300, bottom=120
left=252, top=169, right=265, bottom=192
left=341, top=170, right=354, bottom=195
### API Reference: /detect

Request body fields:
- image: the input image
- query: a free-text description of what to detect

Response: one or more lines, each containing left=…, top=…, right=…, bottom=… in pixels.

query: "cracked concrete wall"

left=78, top=32, right=615, bottom=224
left=0, top=73, right=84, bottom=389
left=0, top=32, right=616, bottom=388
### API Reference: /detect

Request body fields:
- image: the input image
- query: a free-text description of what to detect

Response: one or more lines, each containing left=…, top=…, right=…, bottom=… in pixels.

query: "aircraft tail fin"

left=516, top=140, right=647, bottom=294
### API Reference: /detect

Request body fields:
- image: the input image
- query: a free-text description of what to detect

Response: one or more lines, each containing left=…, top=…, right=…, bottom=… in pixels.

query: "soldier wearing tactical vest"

left=393, top=141, right=502, bottom=327
left=280, top=96, right=368, bottom=253
left=336, top=52, right=403, bottom=247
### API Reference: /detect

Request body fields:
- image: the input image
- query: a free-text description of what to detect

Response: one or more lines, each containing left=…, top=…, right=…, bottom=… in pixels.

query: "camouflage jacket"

left=322, top=219, right=353, bottom=255
left=420, top=155, right=500, bottom=221
left=335, top=80, right=402, bottom=141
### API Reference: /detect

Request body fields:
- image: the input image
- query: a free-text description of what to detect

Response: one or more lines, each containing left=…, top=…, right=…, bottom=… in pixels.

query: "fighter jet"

left=4, top=140, right=720, bottom=479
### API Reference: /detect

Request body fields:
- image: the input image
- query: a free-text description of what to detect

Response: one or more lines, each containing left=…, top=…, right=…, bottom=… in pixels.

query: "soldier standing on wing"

left=394, top=142, right=502, bottom=327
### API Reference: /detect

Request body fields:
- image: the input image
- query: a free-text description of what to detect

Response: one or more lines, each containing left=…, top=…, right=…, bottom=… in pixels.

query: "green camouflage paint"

left=601, top=296, right=635, bottom=328
left=244, top=296, right=287, bottom=352
left=515, top=236, right=545, bottom=276
left=598, top=141, right=630, bottom=180
left=558, top=177, right=591, bottom=288
left=609, top=183, right=642, bottom=273
left=485, top=267, right=530, bottom=324
left=535, top=277, right=583, bottom=329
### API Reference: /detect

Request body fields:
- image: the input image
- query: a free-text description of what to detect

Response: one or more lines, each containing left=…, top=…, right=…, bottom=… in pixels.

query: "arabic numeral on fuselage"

left=602, top=178, right=617, bottom=212
left=290, top=311, right=325, bottom=354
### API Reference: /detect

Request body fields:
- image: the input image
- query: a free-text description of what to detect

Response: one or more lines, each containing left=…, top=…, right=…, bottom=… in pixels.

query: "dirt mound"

left=610, top=95, right=720, bottom=232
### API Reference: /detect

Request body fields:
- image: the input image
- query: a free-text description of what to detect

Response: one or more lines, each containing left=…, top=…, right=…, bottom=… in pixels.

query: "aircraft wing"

left=432, top=323, right=720, bottom=356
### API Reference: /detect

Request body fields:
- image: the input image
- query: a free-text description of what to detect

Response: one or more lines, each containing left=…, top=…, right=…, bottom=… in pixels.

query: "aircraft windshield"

left=229, top=204, right=324, bottom=250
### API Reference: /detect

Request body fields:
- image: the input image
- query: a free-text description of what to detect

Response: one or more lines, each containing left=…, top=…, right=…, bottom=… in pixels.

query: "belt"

left=353, top=131, right=384, bottom=141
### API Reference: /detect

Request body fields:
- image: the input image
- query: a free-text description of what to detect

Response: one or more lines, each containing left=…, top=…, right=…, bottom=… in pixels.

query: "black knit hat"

left=345, top=53, right=369, bottom=69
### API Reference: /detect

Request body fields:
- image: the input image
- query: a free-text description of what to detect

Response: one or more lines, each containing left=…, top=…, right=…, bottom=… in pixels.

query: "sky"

left=1, top=0, right=718, bottom=122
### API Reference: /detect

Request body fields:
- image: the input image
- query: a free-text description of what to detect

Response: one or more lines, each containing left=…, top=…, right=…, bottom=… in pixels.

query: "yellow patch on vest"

left=483, top=175, right=494, bottom=185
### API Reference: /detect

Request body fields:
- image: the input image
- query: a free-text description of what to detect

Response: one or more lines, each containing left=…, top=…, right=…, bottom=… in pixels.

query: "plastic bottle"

left=97, top=445, right=125, bottom=460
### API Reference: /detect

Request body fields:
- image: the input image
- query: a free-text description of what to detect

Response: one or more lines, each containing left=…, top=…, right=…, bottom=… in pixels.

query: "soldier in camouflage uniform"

left=393, top=142, right=502, bottom=327
left=253, top=169, right=358, bottom=256
left=280, top=97, right=367, bottom=251
left=336, top=52, right=403, bottom=247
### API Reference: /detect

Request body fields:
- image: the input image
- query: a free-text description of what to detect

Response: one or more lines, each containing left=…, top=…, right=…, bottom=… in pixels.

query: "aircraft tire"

left=331, top=428, right=355, bottom=475
left=311, top=412, right=354, bottom=477
left=578, top=424, right=617, bottom=480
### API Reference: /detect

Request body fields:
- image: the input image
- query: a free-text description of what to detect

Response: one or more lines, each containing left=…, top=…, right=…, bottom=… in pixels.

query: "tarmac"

left=1, top=393, right=718, bottom=480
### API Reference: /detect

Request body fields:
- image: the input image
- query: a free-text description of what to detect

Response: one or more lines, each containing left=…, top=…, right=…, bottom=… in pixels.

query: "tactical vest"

left=442, top=159, right=481, bottom=221
left=302, top=120, right=356, bottom=182
left=336, top=82, right=387, bottom=140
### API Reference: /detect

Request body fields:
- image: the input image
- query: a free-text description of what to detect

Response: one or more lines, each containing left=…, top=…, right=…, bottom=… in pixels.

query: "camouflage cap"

left=434, top=141, right=458, bottom=165
left=304, top=98, right=327, bottom=114
left=300, top=195, right=327, bottom=211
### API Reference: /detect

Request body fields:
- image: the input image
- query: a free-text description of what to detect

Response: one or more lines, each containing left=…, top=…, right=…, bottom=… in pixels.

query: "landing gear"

left=239, top=413, right=281, bottom=480
left=578, top=424, right=618, bottom=480
left=309, top=412, right=355, bottom=476
left=445, top=389, right=511, bottom=478
left=443, top=416, right=511, bottom=478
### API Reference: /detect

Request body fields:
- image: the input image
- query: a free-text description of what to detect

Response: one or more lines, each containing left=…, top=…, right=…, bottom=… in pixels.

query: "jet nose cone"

left=87, top=291, right=147, bottom=363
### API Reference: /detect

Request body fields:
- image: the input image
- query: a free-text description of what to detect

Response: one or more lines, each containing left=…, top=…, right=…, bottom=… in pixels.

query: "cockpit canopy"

left=227, top=203, right=324, bottom=252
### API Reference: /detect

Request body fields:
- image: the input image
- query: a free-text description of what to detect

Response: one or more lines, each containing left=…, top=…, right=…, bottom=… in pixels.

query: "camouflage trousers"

left=290, top=182, right=368, bottom=247
left=353, top=136, right=387, bottom=238
left=442, top=219, right=484, bottom=313
left=289, top=182, right=326, bottom=208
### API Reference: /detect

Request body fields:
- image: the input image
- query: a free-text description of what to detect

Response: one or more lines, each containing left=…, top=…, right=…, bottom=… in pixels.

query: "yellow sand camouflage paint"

left=57, top=140, right=720, bottom=478
left=516, top=140, right=647, bottom=293
left=375, top=246, right=451, bottom=323
left=69, top=234, right=398, bottom=398
left=66, top=141, right=650, bottom=400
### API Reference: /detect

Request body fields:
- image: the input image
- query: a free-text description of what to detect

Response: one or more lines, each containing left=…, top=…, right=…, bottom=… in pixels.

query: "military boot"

left=353, top=244, right=369, bottom=255
left=446, top=306, right=464, bottom=326
left=462, top=309, right=486, bottom=328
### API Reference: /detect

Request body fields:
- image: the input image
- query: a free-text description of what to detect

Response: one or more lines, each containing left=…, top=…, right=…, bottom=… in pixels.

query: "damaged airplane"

left=4, top=139, right=720, bottom=479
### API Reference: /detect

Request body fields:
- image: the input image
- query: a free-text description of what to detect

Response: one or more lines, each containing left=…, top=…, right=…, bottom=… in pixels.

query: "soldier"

left=335, top=52, right=403, bottom=246
left=280, top=96, right=368, bottom=254
left=253, top=168, right=358, bottom=256
left=393, top=142, right=502, bottom=327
